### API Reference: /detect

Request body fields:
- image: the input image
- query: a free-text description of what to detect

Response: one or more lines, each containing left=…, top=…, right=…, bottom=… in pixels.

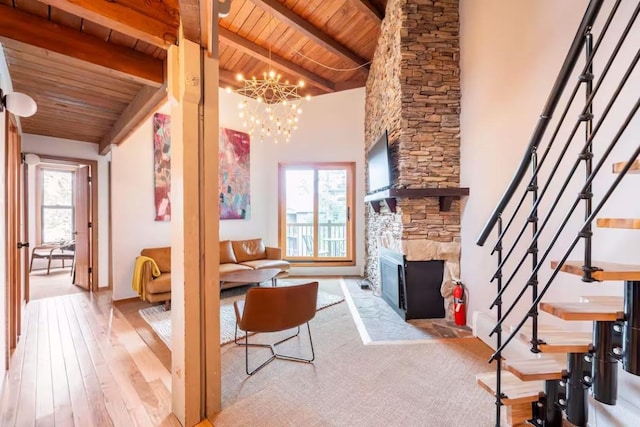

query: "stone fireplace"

left=364, top=0, right=463, bottom=320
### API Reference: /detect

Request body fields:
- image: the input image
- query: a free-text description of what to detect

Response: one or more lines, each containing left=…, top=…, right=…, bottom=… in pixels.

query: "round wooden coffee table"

left=219, top=268, right=282, bottom=288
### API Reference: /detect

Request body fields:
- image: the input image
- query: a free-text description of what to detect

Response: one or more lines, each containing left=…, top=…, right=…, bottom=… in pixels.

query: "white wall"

left=21, top=134, right=110, bottom=288
left=460, top=0, right=640, bottom=420
left=219, top=88, right=366, bottom=276
left=111, top=104, right=171, bottom=300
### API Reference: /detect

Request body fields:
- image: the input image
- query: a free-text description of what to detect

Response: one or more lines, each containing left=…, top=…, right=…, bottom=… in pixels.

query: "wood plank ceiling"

left=0, top=0, right=386, bottom=150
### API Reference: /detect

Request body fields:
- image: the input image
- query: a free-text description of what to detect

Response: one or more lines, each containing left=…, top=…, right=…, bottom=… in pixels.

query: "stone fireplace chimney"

left=364, top=0, right=463, bottom=319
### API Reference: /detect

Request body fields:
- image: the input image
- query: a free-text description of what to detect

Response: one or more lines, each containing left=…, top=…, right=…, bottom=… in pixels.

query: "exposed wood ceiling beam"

left=249, top=0, right=369, bottom=75
left=35, top=0, right=179, bottom=48
left=0, top=5, right=164, bottom=87
left=179, top=0, right=202, bottom=45
left=353, top=0, right=384, bottom=22
left=219, top=27, right=334, bottom=93
left=99, top=84, right=168, bottom=155
left=334, top=79, right=368, bottom=92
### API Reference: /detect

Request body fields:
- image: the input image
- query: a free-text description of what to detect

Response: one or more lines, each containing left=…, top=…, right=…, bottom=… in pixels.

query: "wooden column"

left=168, top=16, right=221, bottom=424
left=202, top=27, right=222, bottom=419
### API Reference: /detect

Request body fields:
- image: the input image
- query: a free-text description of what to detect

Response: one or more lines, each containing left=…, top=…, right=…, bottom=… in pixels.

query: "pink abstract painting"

left=153, top=113, right=171, bottom=221
left=219, top=128, right=250, bottom=219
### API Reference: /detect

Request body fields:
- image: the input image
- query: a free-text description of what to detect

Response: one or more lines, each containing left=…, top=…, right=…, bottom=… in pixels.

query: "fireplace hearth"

left=379, top=247, right=445, bottom=321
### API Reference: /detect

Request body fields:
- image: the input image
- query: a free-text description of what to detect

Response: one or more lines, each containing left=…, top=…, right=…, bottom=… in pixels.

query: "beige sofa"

left=220, top=238, right=290, bottom=289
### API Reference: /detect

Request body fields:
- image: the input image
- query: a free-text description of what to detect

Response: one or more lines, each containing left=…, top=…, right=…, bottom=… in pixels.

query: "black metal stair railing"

left=475, top=1, right=640, bottom=425
left=489, top=42, right=640, bottom=337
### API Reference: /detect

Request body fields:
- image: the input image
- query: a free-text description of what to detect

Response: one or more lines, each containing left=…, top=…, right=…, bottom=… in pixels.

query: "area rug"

left=139, top=289, right=344, bottom=349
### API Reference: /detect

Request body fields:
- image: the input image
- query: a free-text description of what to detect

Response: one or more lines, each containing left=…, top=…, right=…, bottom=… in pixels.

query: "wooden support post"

left=167, top=31, right=202, bottom=426
left=202, top=13, right=222, bottom=419
left=168, top=14, right=221, bottom=424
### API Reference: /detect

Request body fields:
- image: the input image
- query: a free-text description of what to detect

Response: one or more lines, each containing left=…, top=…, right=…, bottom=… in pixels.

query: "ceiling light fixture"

left=232, top=19, right=310, bottom=144
left=0, top=88, right=38, bottom=118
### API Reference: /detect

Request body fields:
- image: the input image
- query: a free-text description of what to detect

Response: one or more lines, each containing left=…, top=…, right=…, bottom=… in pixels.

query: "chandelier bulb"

left=236, top=73, right=244, bottom=81
left=298, top=80, right=305, bottom=88
left=306, top=95, right=311, bottom=101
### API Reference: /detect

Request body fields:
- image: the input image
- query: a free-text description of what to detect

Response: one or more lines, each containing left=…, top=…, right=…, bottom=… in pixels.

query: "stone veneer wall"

left=365, top=0, right=461, bottom=295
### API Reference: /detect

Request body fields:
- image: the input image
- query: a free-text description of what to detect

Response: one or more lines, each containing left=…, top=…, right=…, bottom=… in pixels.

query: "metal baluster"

left=529, top=148, right=540, bottom=352
left=494, top=217, right=504, bottom=427
left=581, top=29, right=596, bottom=282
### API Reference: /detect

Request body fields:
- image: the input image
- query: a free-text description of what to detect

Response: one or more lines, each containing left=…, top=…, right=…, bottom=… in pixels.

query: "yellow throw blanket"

left=132, top=256, right=161, bottom=300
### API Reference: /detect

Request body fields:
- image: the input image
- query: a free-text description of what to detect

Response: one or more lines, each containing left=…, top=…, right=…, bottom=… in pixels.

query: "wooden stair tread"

left=540, top=300, right=624, bottom=321
left=551, top=260, right=640, bottom=281
left=613, top=159, right=640, bottom=174
left=476, top=371, right=543, bottom=405
left=597, top=218, right=640, bottom=229
left=579, top=295, right=624, bottom=304
left=505, top=355, right=566, bottom=381
left=520, top=326, right=592, bottom=353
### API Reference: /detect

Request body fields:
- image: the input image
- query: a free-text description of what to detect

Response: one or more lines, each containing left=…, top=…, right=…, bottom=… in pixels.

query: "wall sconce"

left=23, top=153, right=41, bottom=165
left=0, top=88, right=38, bottom=118
left=219, top=0, right=231, bottom=17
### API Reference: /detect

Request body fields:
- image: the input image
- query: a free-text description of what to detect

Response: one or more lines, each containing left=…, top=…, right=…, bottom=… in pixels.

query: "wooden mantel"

left=365, top=188, right=470, bottom=213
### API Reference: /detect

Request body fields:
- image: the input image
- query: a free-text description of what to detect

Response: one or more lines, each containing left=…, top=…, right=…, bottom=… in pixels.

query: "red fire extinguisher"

left=453, top=281, right=466, bottom=326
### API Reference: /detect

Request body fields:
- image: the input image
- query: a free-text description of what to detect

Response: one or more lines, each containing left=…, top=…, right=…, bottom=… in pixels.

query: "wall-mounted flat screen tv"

left=367, top=130, right=391, bottom=194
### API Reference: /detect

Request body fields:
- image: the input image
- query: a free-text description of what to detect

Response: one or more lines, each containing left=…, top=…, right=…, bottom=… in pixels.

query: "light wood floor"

left=0, top=291, right=180, bottom=427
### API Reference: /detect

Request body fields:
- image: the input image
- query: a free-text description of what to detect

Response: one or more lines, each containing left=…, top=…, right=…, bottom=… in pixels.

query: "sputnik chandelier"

left=232, top=16, right=310, bottom=144
left=235, top=70, right=310, bottom=144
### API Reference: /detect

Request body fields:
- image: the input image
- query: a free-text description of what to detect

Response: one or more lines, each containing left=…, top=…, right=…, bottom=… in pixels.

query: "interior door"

left=6, top=116, right=22, bottom=349
left=73, top=165, right=91, bottom=291
left=20, top=161, right=29, bottom=304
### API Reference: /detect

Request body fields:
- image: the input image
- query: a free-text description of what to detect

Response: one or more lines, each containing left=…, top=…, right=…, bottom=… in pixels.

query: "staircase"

left=473, top=1, right=640, bottom=425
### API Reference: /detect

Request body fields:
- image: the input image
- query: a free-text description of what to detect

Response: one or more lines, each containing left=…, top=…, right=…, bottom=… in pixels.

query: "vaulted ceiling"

left=0, top=0, right=386, bottom=153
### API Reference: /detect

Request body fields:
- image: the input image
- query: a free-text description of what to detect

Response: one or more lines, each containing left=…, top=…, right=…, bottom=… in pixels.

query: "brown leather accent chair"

left=233, top=281, right=319, bottom=375
left=140, top=247, right=171, bottom=307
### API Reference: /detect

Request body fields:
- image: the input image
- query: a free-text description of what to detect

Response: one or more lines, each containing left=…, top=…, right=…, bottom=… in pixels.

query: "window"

left=39, top=168, right=75, bottom=243
left=279, top=163, right=355, bottom=264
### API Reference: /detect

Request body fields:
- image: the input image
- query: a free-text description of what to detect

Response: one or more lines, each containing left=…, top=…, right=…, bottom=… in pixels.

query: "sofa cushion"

left=141, top=247, right=171, bottom=273
left=219, top=240, right=237, bottom=264
left=232, top=239, right=267, bottom=263
left=147, top=273, right=171, bottom=294
left=220, top=263, right=253, bottom=274
left=241, top=259, right=290, bottom=271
